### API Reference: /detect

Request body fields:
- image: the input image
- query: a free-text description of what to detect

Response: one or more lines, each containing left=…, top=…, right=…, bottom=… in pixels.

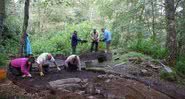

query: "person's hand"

left=57, top=67, right=61, bottom=71
left=40, top=72, right=44, bottom=76
left=22, top=74, right=26, bottom=78
left=27, top=74, right=32, bottom=77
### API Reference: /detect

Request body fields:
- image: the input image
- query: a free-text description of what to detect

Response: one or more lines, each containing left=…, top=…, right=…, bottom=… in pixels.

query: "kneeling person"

left=9, top=57, right=34, bottom=78
left=36, top=53, right=61, bottom=76
left=64, top=55, right=81, bottom=71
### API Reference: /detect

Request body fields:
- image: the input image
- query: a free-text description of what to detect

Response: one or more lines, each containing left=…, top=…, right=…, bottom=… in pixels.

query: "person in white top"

left=64, top=55, right=81, bottom=71
left=36, top=53, right=61, bottom=76
left=90, top=29, right=99, bottom=52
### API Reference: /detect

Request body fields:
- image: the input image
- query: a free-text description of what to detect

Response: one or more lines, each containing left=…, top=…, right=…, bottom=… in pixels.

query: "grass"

left=112, top=50, right=153, bottom=64
left=128, top=39, right=167, bottom=59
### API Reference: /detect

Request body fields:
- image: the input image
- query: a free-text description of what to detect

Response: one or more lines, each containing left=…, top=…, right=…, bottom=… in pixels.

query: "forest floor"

left=0, top=51, right=185, bottom=99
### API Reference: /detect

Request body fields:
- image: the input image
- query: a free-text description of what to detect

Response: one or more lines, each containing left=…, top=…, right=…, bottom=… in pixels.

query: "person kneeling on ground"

left=9, top=56, right=35, bottom=78
left=36, top=53, right=61, bottom=76
left=64, top=55, right=81, bottom=71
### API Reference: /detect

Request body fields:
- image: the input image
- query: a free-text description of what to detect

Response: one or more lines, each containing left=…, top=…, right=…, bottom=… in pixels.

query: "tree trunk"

left=151, top=0, right=156, bottom=41
left=0, top=0, right=5, bottom=43
left=165, top=0, right=177, bottom=66
left=18, top=0, right=30, bottom=57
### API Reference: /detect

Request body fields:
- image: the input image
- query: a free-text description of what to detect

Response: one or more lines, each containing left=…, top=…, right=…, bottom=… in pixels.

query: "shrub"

left=0, top=53, right=8, bottom=67
left=160, top=70, right=177, bottom=81
left=176, top=56, right=185, bottom=75
left=128, top=39, right=167, bottom=59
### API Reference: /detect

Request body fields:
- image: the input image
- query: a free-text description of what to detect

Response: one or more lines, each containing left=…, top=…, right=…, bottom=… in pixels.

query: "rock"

left=141, top=69, right=147, bottom=74
left=95, top=89, right=101, bottom=94
left=105, top=79, right=111, bottom=83
left=87, top=96, right=96, bottom=99
left=76, top=91, right=85, bottom=95
left=145, top=62, right=161, bottom=69
left=81, top=79, right=88, bottom=83
left=85, top=83, right=96, bottom=95
left=140, top=69, right=152, bottom=76
left=128, top=57, right=143, bottom=64
left=97, top=75, right=107, bottom=79
left=49, top=78, right=81, bottom=87
left=108, top=74, right=115, bottom=79
left=57, top=84, right=81, bottom=91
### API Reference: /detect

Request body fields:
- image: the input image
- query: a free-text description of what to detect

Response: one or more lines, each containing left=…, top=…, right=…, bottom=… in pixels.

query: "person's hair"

left=93, top=29, right=96, bottom=33
left=101, top=28, right=105, bottom=32
left=28, top=56, right=35, bottom=64
left=74, top=31, right=77, bottom=34
left=72, top=56, right=78, bottom=64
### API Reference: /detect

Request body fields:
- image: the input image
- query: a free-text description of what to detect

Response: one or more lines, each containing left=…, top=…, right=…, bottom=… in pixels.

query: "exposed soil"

left=1, top=52, right=185, bottom=99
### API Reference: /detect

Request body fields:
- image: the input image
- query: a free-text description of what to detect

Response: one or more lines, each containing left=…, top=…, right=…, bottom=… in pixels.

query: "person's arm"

left=96, top=32, right=99, bottom=41
left=21, top=63, right=29, bottom=76
left=65, top=59, right=69, bottom=68
left=91, top=33, right=94, bottom=41
left=50, top=56, right=61, bottom=71
left=53, top=61, right=61, bottom=71
left=103, top=32, right=108, bottom=41
left=36, top=60, right=44, bottom=76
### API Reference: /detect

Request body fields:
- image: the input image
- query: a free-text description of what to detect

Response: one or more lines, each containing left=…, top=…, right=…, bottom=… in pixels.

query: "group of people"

left=71, top=28, right=112, bottom=53
left=9, top=53, right=81, bottom=77
left=9, top=28, right=111, bottom=78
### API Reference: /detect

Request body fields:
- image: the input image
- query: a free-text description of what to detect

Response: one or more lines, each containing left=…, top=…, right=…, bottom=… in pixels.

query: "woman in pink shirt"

left=9, top=57, right=34, bottom=77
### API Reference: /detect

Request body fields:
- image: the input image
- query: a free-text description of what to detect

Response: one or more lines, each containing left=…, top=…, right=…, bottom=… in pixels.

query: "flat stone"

left=105, top=79, right=111, bottom=83
left=49, top=78, right=81, bottom=87
left=56, top=84, right=81, bottom=91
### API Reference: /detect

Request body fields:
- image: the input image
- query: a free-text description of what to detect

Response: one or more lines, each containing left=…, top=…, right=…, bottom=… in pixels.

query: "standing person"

left=71, top=31, right=81, bottom=54
left=90, top=29, right=99, bottom=52
left=24, top=33, right=32, bottom=57
left=101, top=28, right=112, bottom=52
left=64, top=55, right=81, bottom=72
left=9, top=57, right=35, bottom=78
left=36, top=53, right=61, bottom=76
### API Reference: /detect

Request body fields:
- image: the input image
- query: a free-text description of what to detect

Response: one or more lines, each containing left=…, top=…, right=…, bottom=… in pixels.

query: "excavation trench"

left=6, top=52, right=173, bottom=99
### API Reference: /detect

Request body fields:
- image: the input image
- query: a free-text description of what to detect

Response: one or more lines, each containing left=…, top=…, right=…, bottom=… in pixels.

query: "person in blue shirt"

left=101, top=28, right=112, bottom=52
left=71, top=31, right=81, bottom=54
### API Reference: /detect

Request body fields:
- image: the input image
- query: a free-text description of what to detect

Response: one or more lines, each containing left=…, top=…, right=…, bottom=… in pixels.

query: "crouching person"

left=9, top=57, right=35, bottom=78
left=64, top=55, right=81, bottom=71
left=36, top=53, right=61, bottom=76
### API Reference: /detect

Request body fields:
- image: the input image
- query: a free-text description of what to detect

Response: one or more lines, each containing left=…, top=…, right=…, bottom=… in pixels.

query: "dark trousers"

left=72, top=46, right=76, bottom=54
left=65, top=63, right=78, bottom=72
left=43, top=64, right=49, bottom=73
left=9, top=63, right=22, bottom=76
left=91, top=41, right=98, bottom=52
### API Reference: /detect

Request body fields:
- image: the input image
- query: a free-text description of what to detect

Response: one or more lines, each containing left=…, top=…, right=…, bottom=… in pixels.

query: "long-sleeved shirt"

left=65, top=55, right=81, bottom=71
left=71, top=33, right=81, bottom=46
left=10, top=58, right=30, bottom=75
left=103, top=29, right=111, bottom=42
left=36, top=53, right=55, bottom=65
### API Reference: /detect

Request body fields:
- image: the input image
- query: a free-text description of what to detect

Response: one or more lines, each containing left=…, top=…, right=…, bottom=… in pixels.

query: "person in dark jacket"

left=71, top=31, right=81, bottom=54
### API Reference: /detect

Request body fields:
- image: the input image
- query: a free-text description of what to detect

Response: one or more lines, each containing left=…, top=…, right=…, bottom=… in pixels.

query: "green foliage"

left=128, top=39, right=167, bottom=59
left=0, top=53, right=8, bottom=67
left=1, top=15, right=21, bottom=55
left=31, top=21, right=94, bottom=55
left=160, top=70, right=177, bottom=81
left=176, top=56, right=185, bottom=75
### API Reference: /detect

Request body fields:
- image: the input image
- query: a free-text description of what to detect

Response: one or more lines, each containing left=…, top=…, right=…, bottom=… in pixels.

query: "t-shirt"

left=36, top=53, right=55, bottom=65
left=103, top=29, right=111, bottom=42
left=10, top=58, right=30, bottom=75
left=65, top=55, right=81, bottom=67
